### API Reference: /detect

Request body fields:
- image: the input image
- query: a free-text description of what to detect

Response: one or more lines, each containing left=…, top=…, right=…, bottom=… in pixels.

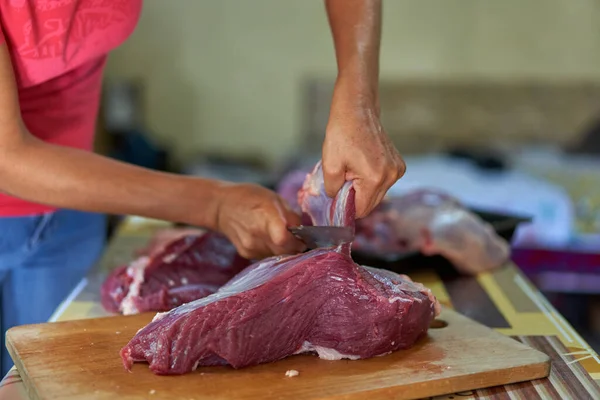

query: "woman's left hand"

left=322, top=82, right=406, bottom=219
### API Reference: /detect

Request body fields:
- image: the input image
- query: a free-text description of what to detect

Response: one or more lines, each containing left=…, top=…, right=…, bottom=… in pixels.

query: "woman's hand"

left=214, top=183, right=306, bottom=260
left=322, top=80, right=406, bottom=219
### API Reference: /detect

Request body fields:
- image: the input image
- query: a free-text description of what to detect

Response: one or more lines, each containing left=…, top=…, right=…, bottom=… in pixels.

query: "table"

left=1, top=217, right=599, bottom=400
left=513, top=246, right=600, bottom=294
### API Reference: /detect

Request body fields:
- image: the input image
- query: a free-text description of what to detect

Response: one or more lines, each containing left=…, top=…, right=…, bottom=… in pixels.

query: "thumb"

left=284, top=208, right=302, bottom=227
left=322, top=161, right=346, bottom=199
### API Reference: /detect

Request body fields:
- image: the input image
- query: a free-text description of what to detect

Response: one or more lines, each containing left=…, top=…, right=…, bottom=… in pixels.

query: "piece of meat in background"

left=134, top=227, right=206, bottom=258
left=354, top=190, right=510, bottom=274
left=101, top=231, right=250, bottom=315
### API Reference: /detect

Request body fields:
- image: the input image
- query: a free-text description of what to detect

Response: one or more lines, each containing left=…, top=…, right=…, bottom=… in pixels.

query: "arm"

left=0, top=45, right=303, bottom=258
left=323, top=0, right=405, bottom=218
left=325, top=0, right=381, bottom=109
left=0, top=46, right=218, bottom=229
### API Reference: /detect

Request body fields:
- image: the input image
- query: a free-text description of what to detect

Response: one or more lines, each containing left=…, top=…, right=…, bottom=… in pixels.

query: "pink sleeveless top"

left=0, top=0, right=142, bottom=216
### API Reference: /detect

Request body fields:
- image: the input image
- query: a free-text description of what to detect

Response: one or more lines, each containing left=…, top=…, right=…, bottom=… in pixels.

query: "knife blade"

left=288, top=226, right=354, bottom=249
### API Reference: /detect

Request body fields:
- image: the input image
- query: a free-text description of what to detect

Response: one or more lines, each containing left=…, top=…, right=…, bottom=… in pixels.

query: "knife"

left=288, top=226, right=354, bottom=249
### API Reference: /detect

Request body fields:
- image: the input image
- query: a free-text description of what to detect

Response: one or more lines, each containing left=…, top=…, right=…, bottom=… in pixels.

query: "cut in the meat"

left=121, top=161, right=439, bottom=375
left=276, top=169, right=510, bottom=274
left=101, top=232, right=250, bottom=315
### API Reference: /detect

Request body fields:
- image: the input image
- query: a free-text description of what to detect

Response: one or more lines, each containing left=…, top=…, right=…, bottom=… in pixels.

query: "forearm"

left=322, top=1, right=404, bottom=217
left=0, top=134, right=221, bottom=229
left=325, top=0, right=382, bottom=106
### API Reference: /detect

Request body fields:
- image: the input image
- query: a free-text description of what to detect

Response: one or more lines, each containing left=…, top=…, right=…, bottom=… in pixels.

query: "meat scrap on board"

left=121, top=161, right=440, bottom=375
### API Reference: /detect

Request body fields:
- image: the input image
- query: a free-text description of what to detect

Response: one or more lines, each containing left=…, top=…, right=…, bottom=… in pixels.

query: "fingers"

left=322, top=159, right=346, bottom=199
left=234, top=234, right=272, bottom=260
left=267, top=219, right=306, bottom=255
left=354, top=179, right=382, bottom=219
left=395, top=154, right=407, bottom=181
left=232, top=204, right=306, bottom=260
left=267, top=203, right=307, bottom=254
left=284, top=211, right=303, bottom=230
left=235, top=225, right=305, bottom=260
left=354, top=158, right=406, bottom=219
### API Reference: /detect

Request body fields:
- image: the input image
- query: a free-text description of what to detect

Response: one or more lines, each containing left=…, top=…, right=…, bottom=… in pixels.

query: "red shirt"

left=0, top=0, right=142, bottom=216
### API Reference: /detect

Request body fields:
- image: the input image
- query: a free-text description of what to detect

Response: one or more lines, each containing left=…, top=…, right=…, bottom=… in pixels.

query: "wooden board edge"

left=6, top=313, right=151, bottom=334
left=324, top=359, right=552, bottom=400
left=5, top=309, right=555, bottom=400
left=435, top=307, right=553, bottom=362
left=5, top=334, right=43, bottom=400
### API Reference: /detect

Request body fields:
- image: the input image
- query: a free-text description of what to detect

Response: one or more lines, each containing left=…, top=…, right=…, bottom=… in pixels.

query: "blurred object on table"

left=102, top=78, right=144, bottom=133
left=568, top=115, right=600, bottom=155
left=511, top=146, right=600, bottom=250
left=446, top=147, right=507, bottom=172
left=513, top=247, right=600, bottom=293
left=109, top=129, right=168, bottom=172
left=507, top=147, right=600, bottom=353
left=100, top=78, right=171, bottom=172
left=181, top=155, right=277, bottom=188
left=384, top=153, right=573, bottom=249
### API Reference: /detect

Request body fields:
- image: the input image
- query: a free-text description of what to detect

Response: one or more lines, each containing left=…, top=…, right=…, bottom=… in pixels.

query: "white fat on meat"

left=398, top=279, right=441, bottom=317
left=119, top=256, right=150, bottom=316
left=192, top=359, right=201, bottom=372
left=364, top=266, right=442, bottom=317
left=394, top=277, right=441, bottom=316
left=162, top=253, right=177, bottom=264
left=295, top=341, right=361, bottom=361
left=152, top=311, right=168, bottom=323
left=388, top=296, right=413, bottom=305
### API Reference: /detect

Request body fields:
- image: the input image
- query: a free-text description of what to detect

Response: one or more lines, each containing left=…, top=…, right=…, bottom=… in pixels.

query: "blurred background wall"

left=103, top=0, right=600, bottom=166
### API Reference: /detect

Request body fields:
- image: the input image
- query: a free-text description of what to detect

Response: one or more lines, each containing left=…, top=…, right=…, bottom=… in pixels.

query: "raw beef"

left=121, top=161, right=440, bottom=375
left=134, top=227, right=205, bottom=258
left=353, top=190, right=510, bottom=274
left=101, top=231, right=250, bottom=315
left=276, top=169, right=510, bottom=274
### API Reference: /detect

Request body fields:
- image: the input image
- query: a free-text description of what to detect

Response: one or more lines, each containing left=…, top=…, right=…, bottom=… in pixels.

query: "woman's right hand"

left=214, top=183, right=306, bottom=260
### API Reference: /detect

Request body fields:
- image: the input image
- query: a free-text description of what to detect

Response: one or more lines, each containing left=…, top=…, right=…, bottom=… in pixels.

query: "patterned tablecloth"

left=1, top=217, right=599, bottom=400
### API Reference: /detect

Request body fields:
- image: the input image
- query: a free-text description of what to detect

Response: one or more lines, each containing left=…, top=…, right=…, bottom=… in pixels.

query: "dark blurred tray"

left=471, top=208, right=532, bottom=242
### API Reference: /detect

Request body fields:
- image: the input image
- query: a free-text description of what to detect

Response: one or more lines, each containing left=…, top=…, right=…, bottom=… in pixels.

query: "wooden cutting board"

left=6, top=307, right=550, bottom=400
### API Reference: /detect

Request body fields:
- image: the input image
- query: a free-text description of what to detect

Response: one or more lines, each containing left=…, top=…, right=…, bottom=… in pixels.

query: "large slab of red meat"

left=121, top=161, right=440, bottom=375
left=101, top=231, right=250, bottom=315
left=277, top=169, right=509, bottom=274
